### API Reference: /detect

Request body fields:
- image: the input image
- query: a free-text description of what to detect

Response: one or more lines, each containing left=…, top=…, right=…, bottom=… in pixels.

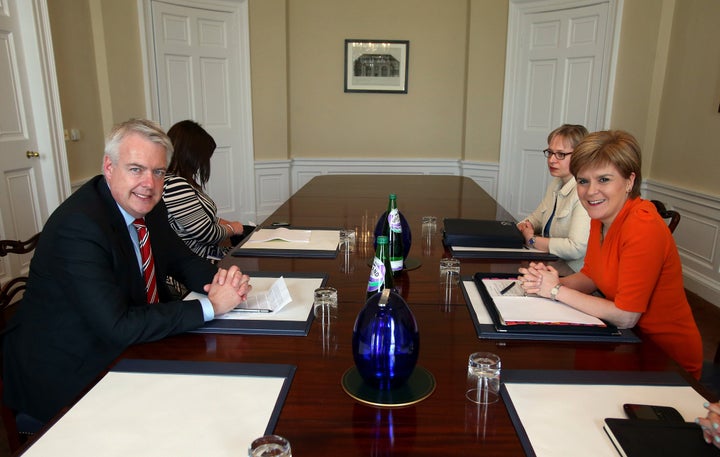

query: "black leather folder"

left=442, top=218, right=525, bottom=248
left=603, top=418, right=720, bottom=457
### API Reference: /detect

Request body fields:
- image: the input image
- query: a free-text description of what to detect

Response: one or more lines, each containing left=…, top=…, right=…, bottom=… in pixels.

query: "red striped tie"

left=133, top=218, right=159, bottom=303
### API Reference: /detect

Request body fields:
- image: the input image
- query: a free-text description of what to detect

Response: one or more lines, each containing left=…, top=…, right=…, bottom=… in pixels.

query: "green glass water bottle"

left=383, top=194, right=404, bottom=276
left=367, top=235, right=394, bottom=299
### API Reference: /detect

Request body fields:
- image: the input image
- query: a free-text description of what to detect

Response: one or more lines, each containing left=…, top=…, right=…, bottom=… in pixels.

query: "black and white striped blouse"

left=162, top=174, right=229, bottom=259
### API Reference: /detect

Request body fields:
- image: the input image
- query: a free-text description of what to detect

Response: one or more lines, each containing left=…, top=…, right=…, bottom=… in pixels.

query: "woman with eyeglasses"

left=518, top=130, right=702, bottom=380
left=517, top=124, right=591, bottom=271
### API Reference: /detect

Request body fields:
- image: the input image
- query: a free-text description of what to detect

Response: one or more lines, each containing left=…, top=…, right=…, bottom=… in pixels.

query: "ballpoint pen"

left=499, top=281, right=518, bottom=295
left=231, top=308, right=272, bottom=313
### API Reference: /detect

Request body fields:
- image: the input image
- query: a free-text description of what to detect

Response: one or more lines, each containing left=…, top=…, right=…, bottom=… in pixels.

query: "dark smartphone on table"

left=623, top=403, right=685, bottom=422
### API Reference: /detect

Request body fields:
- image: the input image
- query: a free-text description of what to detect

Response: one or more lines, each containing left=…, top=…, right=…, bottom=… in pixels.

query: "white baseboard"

left=253, top=161, right=720, bottom=307
left=254, top=158, right=492, bottom=221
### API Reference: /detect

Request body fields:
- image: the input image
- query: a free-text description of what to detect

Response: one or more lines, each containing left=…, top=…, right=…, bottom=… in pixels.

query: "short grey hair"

left=102, top=119, right=173, bottom=169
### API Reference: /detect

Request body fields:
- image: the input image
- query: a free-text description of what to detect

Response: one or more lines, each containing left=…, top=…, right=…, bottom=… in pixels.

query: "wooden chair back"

left=651, top=200, right=681, bottom=234
left=0, top=233, right=40, bottom=452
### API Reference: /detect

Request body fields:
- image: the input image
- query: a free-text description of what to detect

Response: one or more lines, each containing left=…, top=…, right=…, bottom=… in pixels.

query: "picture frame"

left=344, top=39, right=409, bottom=94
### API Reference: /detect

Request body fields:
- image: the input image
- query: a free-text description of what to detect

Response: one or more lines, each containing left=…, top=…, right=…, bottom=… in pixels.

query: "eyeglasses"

left=543, top=149, right=572, bottom=160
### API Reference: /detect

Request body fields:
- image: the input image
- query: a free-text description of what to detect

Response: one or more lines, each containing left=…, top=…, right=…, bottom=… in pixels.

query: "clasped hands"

left=204, top=265, right=251, bottom=315
left=697, top=402, right=720, bottom=448
left=518, top=262, right=560, bottom=299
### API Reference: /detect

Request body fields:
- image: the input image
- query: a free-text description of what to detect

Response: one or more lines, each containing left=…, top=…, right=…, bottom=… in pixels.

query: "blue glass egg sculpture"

left=352, top=290, right=419, bottom=390
left=373, top=211, right=412, bottom=260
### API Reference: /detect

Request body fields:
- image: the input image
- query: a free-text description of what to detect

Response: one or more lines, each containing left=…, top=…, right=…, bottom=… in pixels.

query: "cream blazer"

left=524, top=177, right=591, bottom=272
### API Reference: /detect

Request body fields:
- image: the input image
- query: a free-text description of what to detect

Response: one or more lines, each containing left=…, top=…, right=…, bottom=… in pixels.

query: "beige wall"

left=100, top=0, right=146, bottom=126
left=286, top=0, right=469, bottom=159
left=248, top=0, right=289, bottom=161
left=651, top=0, right=720, bottom=195
left=47, top=0, right=105, bottom=181
left=50, top=0, right=719, bottom=197
left=607, top=0, right=667, bottom=178
left=49, top=0, right=146, bottom=182
left=464, top=1, right=508, bottom=162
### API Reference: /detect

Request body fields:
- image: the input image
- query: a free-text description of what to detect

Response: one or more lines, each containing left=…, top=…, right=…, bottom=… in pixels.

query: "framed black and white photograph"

left=344, top=39, right=409, bottom=93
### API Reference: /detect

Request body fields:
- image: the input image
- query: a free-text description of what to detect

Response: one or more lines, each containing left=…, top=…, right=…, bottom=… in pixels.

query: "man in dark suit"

left=2, top=119, right=251, bottom=423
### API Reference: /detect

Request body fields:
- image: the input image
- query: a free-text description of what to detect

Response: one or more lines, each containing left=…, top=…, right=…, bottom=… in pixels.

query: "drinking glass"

left=421, top=216, right=437, bottom=256
left=248, top=435, right=292, bottom=457
left=339, top=228, right=356, bottom=252
left=465, top=352, right=501, bottom=404
left=314, top=287, right=338, bottom=355
left=313, top=287, right=338, bottom=317
left=421, top=216, right=437, bottom=234
left=439, top=257, right=461, bottom=284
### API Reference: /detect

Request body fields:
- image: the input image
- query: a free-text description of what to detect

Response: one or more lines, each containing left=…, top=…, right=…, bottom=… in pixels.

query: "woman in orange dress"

left=518, top=130, right=702, bottom=379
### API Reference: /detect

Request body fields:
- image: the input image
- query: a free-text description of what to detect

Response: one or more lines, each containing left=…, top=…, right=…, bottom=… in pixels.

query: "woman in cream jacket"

left=518, top=124, right=591, bottom=272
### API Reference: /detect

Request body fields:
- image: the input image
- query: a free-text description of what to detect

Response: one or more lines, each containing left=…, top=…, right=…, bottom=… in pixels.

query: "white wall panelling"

left=643, top=180, right=720, bottom=306
left=253, top=160, right=291, bottom=223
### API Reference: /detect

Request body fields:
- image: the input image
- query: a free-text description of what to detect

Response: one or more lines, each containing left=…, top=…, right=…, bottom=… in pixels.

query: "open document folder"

left=480, top=278, right=606, bottom=327
left=185, top=273, right=326, bottom=335
left=231, top=228, right=341, bottom=258
left=233, top=276, right=292, bottom=313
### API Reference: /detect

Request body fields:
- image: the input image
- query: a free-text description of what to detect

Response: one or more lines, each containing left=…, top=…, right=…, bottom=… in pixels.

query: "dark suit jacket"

left=3, top=175, right=217, bottom=422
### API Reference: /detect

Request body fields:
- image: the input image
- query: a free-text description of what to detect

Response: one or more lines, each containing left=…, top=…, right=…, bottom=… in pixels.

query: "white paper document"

left=246, top=227, right=311, bottom=243
left=481, top=279, right=606, bottom=327
left=233, top=276, right=292, bottom=313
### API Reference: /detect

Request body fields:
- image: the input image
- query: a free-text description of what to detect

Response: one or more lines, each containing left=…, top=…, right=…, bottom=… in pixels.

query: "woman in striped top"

left=162, top=120, right=245, bottom=259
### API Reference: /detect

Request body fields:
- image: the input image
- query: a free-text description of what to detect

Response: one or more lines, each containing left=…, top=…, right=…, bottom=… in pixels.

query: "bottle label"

left=388, top=209, right=403, bottom=272
left=388, top=209, right=401, bottom=233
left=367, top=257, right=386, bottom=293
left=390, top=258, right=403, bottom=271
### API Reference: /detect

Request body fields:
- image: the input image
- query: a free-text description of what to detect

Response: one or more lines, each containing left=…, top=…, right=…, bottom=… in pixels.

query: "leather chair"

left=0, top=233, right=41, bottom=452
left=651, top=200, right=681, bottom=234
left=701, top=344, right=720, bottom=401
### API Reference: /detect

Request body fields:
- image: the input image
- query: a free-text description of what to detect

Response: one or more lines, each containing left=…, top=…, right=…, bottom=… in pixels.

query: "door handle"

left=26, top=150, right=40, bottom=158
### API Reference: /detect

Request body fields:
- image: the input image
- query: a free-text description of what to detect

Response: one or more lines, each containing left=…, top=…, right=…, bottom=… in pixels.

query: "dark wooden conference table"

left=120, top=175, right=693, bottom=456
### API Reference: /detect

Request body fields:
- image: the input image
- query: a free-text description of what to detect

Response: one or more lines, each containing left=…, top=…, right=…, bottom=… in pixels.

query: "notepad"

left=481, top=278, right=606, bottom=327
left=246, top=228, right=311, bottom=243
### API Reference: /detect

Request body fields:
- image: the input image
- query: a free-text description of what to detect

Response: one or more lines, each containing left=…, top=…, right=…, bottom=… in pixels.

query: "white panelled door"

left=148, top=0, right=255, bottom=223
left=0, top=0, right=50, bottom=282
left=498, top=0, right=615, bottom=220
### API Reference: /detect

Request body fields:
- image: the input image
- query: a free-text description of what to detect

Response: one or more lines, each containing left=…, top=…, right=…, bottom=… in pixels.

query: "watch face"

left=551, top=284, right=561, bottom=300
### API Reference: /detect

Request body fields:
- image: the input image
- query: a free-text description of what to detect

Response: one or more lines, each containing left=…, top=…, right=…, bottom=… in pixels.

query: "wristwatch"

left=550, top=284, right=562, bottom=301
left=528, top=236, right=536, bottom=248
